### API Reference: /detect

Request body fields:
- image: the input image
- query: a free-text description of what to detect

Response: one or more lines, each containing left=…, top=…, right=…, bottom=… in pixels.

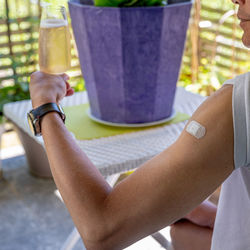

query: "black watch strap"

left=31, top=103, right=65, bottom=122
left=27, top=103, right=66, bottom=137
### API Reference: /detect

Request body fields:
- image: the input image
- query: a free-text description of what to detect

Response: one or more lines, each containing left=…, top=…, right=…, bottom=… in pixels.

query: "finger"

left=62, top=73, right=70, bottom=81
left=66, top=88, right=74, bottom=96
left=67, top=88, right=74, bottom=95
left=66, top=91, right=74, bottom=97
left=66, top=81, right=71, bottom=90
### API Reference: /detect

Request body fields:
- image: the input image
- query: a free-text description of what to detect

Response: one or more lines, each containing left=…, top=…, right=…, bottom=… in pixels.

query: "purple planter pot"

left=69, top=0, right=192, bottom=124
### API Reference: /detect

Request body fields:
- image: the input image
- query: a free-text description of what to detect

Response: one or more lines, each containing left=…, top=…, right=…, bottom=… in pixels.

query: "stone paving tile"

left=0, top=155, right=170, bottom=250
left=0, top=155, right=85, bottom=250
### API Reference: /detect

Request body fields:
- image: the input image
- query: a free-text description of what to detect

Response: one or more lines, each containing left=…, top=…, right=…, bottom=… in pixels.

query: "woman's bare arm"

left=30, top=72, right=234, bottom=249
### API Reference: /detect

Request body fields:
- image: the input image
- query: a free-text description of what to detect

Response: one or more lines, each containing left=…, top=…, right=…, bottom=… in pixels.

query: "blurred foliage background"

left=0, top=0, right=249, bottom=119
left=178, top=0, right=249, bottom=95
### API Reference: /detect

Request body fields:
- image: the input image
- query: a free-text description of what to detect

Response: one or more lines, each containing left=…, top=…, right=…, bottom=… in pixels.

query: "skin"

left=28, top=0, right=249, bottom=247
left=170, top=219, right=213, bottom=250
left=170, top=200, right=216, bottom=249
left=236, top=0, right=250, bottom=46
left=169, top=0, right=250, bottom=248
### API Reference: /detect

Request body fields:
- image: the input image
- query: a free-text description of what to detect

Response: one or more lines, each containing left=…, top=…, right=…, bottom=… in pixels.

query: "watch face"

left=27, top=112, right=36, bottom=135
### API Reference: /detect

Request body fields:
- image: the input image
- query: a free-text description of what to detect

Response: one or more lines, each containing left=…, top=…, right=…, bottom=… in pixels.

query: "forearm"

left=41, top=112, right=112, bottom=243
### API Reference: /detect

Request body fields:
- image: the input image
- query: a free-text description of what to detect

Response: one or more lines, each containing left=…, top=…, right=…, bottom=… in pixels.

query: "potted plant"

left=68, top=0, right=192, bottom=124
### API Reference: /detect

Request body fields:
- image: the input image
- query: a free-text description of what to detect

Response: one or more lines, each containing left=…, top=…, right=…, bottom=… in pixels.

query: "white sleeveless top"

left=211, top=72, right=250, bottom=250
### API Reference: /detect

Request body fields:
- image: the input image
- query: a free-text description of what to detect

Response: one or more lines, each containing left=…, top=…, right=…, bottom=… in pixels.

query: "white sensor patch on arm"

left=186, top=120, right=206, bottom=139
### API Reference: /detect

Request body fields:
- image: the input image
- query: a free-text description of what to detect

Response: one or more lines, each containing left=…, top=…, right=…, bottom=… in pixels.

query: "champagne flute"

left=39, top=5, right=71, bottom=75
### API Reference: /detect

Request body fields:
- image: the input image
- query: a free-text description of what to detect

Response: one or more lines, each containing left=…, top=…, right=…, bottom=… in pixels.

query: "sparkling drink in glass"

left=39, top=6, right=71, bottom=75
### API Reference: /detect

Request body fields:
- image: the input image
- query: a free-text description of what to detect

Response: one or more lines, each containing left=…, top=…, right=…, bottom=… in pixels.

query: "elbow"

left=78, top=218, right=118, bottom=250
left=76, top=197, right=124, bottom=249
left=80, top=234, right=109, bottom=250
left=80, top=231, right=116, bottom=250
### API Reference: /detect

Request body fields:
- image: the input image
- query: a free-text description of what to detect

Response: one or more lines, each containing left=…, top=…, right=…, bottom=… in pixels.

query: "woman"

left=171, top=1, right=250, bottom=249
left=28, top=0, right=249, bottom=248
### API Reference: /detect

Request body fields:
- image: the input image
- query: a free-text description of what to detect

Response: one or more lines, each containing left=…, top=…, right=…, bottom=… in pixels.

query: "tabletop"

left=3, top=87, right=205, bottom=176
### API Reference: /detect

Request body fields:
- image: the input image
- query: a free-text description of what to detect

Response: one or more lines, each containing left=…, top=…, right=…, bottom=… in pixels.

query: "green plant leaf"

left=94, top=0, right=166, bottom=7
left=94, top=0, right=122, bottom=7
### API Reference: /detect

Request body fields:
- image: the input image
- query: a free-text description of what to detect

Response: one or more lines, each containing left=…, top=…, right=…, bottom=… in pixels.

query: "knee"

left=170, top=220, right=213, bottom=250
left=170, top=221, right=186, bottom=238
left=170, top=221, right=185, bottom=242
left=170, top=223, right=177, bottom=240
left=170, top=221, right=190, bottom=250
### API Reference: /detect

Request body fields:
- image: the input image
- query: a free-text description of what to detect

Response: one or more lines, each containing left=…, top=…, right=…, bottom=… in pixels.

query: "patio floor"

left=0, top=130, right=171, bottom=250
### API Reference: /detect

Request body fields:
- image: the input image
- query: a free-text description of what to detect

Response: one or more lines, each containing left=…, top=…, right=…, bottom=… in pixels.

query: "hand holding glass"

left=39, top=6, right=71, bottom=75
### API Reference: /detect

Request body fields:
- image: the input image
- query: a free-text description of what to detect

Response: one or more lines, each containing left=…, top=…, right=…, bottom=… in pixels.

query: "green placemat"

left=64, top=104, right=190, bottom=140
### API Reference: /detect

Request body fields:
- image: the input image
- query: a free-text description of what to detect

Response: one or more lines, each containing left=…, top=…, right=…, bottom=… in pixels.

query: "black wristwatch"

left=27, top=103, right=66, bottom=137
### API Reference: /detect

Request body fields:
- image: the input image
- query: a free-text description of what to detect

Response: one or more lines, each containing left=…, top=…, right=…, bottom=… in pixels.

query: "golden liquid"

left=39, top=19, right=71, bottom=74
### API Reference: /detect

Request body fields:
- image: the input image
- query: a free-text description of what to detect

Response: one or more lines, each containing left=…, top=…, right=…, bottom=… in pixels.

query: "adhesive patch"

left=186, top=120, right=206, bottom=139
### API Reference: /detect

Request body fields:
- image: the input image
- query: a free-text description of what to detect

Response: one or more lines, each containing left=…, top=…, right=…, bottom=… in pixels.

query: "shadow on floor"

left=0, top=155, right=85, bottom=250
